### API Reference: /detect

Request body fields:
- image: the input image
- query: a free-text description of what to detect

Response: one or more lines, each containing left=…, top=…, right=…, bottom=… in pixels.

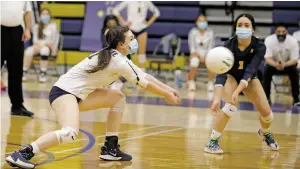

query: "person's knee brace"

left=40, top=46, right=50, bottom=60
left=25, top=47, right=34, bottom=57
left=221, top=103, right=237, bottom=117
left=55, top=127, right=78, bottom=144
left=260, top=111, right=274, bottom=123
left=138, top=54, right=147, bottom=65
left=190, top=57, right=200, bottom=68
left=110, top=96, right=125, bottom=112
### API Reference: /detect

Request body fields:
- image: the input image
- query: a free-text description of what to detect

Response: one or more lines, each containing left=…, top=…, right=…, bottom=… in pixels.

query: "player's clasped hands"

left=165, top=89, right=181, bottom=105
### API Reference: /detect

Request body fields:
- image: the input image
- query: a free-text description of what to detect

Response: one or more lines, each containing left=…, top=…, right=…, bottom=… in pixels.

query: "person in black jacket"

left=102, top=15, right=119, bottom=48
left=204, top=14, right=279, bottom=154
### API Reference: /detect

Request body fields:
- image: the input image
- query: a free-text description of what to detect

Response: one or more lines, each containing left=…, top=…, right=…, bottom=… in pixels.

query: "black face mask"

left=277, top=34, right=287, bottom=42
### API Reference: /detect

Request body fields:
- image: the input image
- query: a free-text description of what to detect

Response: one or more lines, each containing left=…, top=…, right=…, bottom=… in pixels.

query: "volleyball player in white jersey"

left=113, top=1, right=160, bottom=70
left=6, top=26, right=180, bottom=169
left=188, top=15, right=215, bottom=91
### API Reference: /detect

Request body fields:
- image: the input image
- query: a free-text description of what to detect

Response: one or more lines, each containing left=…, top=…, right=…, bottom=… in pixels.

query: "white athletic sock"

left=106, top=132, right=119, bottom=137
left=30, top=142, right=40, bottom=154
left=40, top=68, right=47, bottom=72
left=210, top=129, right=222, bottom=140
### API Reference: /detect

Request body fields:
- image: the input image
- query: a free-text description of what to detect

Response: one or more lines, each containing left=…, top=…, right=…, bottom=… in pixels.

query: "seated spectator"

left=187, top=15, right=215, bottom=92
left=23, top=8, right=59, bottom=83
left=263, top=24, right=299, bottom=105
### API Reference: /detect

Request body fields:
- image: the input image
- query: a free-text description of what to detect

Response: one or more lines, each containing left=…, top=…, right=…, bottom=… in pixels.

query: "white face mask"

left=235, top=28, right=253, bottom=39
left=128, top=39, right=139, bottom=54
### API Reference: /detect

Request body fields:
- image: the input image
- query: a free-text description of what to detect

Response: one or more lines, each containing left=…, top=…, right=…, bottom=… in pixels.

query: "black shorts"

left=229, top=73, right=257, bottom=83
left=49, top=86, right=81, bottom=105
left=132, top=28, right=147, bottom=37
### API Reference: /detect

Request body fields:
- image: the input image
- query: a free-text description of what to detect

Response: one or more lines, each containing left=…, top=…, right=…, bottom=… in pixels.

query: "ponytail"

left=86, top=47, right=112, bottom=73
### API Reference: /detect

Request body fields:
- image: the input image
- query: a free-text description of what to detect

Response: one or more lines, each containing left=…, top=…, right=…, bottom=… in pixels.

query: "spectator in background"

left=113, top=1, right=160, bottom=71
left=187, top=15, right=215, bottom=92
left=263, top=24, right=299, bottom=105
left=293, top=20, right=300, bottom=68
left=101, top=15, right=119, bottom=48
left=23, top=8, right=59, bottom=83
left=1, top=1, right=34, bottom=116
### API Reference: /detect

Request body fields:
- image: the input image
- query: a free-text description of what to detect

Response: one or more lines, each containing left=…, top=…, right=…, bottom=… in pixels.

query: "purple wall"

left=80, top=1, right=126, bottom=52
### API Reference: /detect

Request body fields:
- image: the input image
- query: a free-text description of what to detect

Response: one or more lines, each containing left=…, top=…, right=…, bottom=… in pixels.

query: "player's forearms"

left=285, top=60, right=297, bottom=67
left=214, top=86, right=223, bottom=100
left=24, top=12, right=31, bottom=30
left=143, top=81, right=168, bottom=97
left=236, top=82, right=246, bottom=93
left=265, top=58, right=277, bottom=67
left=145, top=74, right=173, bottom=92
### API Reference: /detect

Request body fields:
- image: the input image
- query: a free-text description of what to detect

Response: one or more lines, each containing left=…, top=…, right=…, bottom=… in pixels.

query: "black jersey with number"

left=215, top=36, right=266, bottom=86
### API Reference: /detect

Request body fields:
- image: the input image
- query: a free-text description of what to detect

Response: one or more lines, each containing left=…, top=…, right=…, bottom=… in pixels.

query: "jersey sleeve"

left=242, top=43, right=266, bottom=85
left=264, top=36, right=273, bottom=59
left=188, top=29, right=196, bottom=54
left=24, top=1, right=32, bottom=12
left=147, top=2, right=160, bottom=17
left=112, top=2, right=128, bottom=16
left=290, top=38, right=300, bottom=61
left=215, top=40, right=231, bottom=86
left=32, top=24, right=38, bottom=44
left=119, top=60, right=149, bottom=88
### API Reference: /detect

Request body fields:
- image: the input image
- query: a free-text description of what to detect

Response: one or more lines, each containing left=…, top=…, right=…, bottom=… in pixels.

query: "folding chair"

left=149, top=33, right=181, bottom=82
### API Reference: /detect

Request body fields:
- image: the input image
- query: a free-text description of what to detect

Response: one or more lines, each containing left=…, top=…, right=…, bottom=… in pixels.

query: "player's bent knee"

left=40, top=46, right=50, bottom=56
left=55, top=127, right=78, bottom=144
left=221, top=103, right=237, bottom=118
left=190, top=57, right=200, bottom=68
left=110, top=97, right=125, bottom=113
left=25, top=47, right=34, bottom=57
left=260, top=111, right=273, bottom=123
left=138, top=54, right=146, bottom=64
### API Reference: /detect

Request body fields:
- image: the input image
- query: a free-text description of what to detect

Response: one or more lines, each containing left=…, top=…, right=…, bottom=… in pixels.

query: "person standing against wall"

left=1, top=1, right=34, bottom=117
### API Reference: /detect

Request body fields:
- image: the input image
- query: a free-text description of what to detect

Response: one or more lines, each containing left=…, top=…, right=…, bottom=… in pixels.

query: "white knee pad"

left=110, top=97, right=125, bottom=112
left=40, top=46, right=51, bottom=56
left=55, top=127, right=78, bottom=144
left=190, top=57, right=200, bottom=68
left=25, top=47, right=34, bottom=57
left=260, top=112, right=274, bottom=123
left=138, top=54, right=147, bottom=64
left=221, top=103, right=237, bottom=117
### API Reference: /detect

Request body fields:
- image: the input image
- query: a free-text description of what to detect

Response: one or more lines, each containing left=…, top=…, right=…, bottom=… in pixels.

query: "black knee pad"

left=40, top=55, right=48, bottom=60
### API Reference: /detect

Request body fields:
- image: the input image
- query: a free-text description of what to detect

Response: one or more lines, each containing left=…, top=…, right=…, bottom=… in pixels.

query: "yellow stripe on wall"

left=41, top=3, right=85, bottom=17
left=51, top=19, right=61, bottom=31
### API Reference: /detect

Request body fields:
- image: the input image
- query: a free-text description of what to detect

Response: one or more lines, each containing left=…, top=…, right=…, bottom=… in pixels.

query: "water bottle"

left=175, top=69, right=182, bottom=89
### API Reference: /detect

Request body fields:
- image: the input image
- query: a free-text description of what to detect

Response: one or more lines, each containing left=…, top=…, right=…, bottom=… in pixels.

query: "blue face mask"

left=128, top=39, right=139, bottom=54
left=40, top=15, right=50, bottom=24
left=197, top=22, right=208, bottom=30
left=235, top=28, right=252, bottom=39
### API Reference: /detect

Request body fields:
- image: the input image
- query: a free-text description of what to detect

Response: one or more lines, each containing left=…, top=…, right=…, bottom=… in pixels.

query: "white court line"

left=4, top=125, right=161, bottom=155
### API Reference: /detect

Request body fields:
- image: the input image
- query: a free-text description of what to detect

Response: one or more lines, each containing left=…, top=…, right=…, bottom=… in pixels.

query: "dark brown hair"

left=38, top=8, right=51, bottom=39
left=233, top=13, right=256, bottom=32
left=87, top=26, right=129, bottom=73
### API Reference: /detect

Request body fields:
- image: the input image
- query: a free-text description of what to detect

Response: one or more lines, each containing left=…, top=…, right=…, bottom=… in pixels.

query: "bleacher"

left=36, top=1, right=300, bottom=66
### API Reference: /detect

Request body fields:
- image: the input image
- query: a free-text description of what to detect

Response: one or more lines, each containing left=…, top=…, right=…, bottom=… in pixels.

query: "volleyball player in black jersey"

left=204, top=14, right=279, bottom=154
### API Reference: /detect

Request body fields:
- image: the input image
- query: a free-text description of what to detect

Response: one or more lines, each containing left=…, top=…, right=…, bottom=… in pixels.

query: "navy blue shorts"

left=49, top=86, right=81, bottom=105
left=132, top=28, right=147, bottom=37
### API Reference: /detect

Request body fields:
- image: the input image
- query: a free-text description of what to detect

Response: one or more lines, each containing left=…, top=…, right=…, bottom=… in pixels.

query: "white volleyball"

left=205, top=46, right=234, bottom=74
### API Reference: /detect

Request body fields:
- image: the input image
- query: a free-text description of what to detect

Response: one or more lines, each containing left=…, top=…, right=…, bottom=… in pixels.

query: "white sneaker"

left=188, top=80, right=196, bottom=91
left=22, top=71, right=28, bottom=82
left=39, top=72, right=47, bottom=83
left=208, top=81, right=214, bottom=92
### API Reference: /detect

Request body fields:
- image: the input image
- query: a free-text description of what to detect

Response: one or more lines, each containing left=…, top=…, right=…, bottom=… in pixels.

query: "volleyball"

left=205, top=46, right=234, bottom=74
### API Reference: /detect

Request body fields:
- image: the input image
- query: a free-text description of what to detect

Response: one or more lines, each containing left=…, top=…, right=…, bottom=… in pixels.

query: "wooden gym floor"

left=1, top=73, right=300, bottom=169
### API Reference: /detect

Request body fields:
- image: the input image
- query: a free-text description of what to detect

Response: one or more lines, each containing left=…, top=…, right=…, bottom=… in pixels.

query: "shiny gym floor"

left=1, top=72, right=300, bottom=169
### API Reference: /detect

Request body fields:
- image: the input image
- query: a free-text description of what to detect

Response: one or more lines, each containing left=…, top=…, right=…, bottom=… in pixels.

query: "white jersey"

left=32, top=23, right=59, bottom=48
left=113, top=1, right=160, bottom=32
left=264, top=34, right=299, bottom=62
left=188, top=27, right=214, bottom=57
left=54, top=49, right=148, bottom=100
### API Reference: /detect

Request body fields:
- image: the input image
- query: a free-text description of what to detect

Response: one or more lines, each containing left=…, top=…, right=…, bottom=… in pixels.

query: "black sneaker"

left=6, top=145, right=35, bottom=169
left=99, top=136, right=132, bottom=161
left=258, top=129, right=280, bottom=150
left=11, top=105, right=34, bottom=117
